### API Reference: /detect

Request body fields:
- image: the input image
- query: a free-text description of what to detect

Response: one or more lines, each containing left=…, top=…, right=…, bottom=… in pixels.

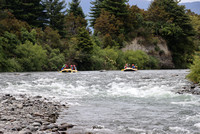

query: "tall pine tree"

left=68, top=0, right=85, bottom=18
left=76, top=27, right=94, bottom=70
left=101, top=0, right=129, bottom=20
left=89, top=0, right=104, bottom=27
left=43, top=0, right=66, bottom=37
left=64, top=0, right=87, bottom=37
left=1, top=0, right=45, bottom=27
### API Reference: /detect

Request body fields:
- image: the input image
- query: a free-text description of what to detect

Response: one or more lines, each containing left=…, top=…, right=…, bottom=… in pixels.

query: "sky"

left=176, top=0, right=200, bottom=3
left=146, top=0, right=200, bottom=2
left=66, top=0, right=200, bottom=16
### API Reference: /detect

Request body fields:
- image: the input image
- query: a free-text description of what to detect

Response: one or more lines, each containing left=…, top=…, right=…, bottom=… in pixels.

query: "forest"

left=0, top=0, right=200, bottom=72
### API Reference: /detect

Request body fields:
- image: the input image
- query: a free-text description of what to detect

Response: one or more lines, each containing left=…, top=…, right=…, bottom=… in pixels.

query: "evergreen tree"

left=94, top=10, right=123, bottom=39
left=77, top=27, right=93, bottom=54
left=1, top=0, right=45, bottom=27
left=147, top=0, right=195, bottom=68
left=89, top=0, right=104, bottom=27
left=68, top=0, right=85, bottom=18
left=64, top=0, right=87, bottom=37
left=101, top=0, right=129, bottom=20
left=43, top=0, right=66, bottom=37
left=76, top=27, right=94, bottom=70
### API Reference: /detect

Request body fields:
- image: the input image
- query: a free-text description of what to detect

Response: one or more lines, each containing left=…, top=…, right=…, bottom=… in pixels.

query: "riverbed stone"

left=0, top=94, right=72, bottom=133
left=18, top=130, right=32, bottom=134
left=32, top=122, right=42, bottom=127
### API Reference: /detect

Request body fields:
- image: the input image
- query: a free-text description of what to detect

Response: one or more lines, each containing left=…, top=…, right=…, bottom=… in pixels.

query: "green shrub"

left=187, top=56, right=200, bottom=84
left=43, top=46, right=65, bottom=71
left=123, top=50, right=149, bottom=69
left=155, top=45, right=160, bottom=52
left=5, top=58, right=22, bottom=72
left=91, top=45, right=118, bottom=70
left=122, top=50, right=159, bottom=69
left=15, top=41, right=47, bottom=71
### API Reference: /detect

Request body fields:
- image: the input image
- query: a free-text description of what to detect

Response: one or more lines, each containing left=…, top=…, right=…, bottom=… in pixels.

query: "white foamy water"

left=0, top=70, right=200, bottom=133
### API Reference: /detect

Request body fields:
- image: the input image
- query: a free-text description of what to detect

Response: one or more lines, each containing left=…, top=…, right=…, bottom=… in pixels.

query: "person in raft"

left=124, top=64, right=128, bottom=69
left=73, top=65, right=77, bottom=70
left=132, top=64, right=136, bottom=69
left=70, top=65, right=74, bottom=70
left=61, top=64, right=66, bottom=71
left=61, top=64, right=69, bottom=71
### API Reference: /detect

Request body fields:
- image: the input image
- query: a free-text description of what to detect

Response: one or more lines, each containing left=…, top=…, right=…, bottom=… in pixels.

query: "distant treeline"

left=0, top=0, right=199, bottom=72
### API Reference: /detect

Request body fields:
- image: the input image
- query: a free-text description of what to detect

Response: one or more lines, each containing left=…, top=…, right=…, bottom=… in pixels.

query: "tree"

left=94, top=0, right=129, bottom=48
left=187, top=56, right=200, bottom=84
left=15, top=41, right=47, bottom=71
left=65, top=0, right=87, bottom=38
left=94, top=9, right=123, bottom=47
left=147, top=0, right=195, bottom=68
left=1, top=0, right=45, bottom=27
left=20, top=28, right=37, bottom=44
left=43, top=27, right=62, bottom=49
left=64, top=13, right=87, bottom=38
left=76, top=27, right=94, bottom=70
left=0, top=11, right=30, bottom=36
left=0, top=32, right=20, bottom=58
left=43, top=0, right=66, bottom=37
left=89, top=0, right=104, bottom=27
left=101, top=0, right=129, bottom=20
left=68, top=0, right=85, bottom=18
left=188, top=12, right=200, bottom=51
left=125, top=5, right=145, bottom=40
left=77, top=27, right=93, bottom=54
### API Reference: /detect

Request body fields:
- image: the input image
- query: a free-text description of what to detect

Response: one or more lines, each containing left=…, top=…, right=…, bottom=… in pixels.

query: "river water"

left=0, top=70, right=200, bottom=134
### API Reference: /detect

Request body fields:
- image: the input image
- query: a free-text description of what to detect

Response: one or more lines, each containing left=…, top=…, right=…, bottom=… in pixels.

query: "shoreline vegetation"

left=0, top=0, right=199, bottom=72
left=186, top=56, right=200, bottom=85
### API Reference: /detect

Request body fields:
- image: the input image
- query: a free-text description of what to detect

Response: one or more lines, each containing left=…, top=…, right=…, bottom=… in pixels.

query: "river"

left=0, top=70, right=200, bottom=134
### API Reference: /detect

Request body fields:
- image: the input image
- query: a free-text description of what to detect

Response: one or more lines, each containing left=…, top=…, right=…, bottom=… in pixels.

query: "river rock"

left=92, top=125, right=104, bottom=129
left=0, top=94, right=72, bottom=133
left=32, top=122, right=42, bottom=127
left=12, top=127, right=22, bottom=131
left=28, top=126, right=38, bottom=131
left=177, top=84, right=200, bottom=95
left=18, top=130, right=32, bottom=134
left=60, top=123, right=75, bottom=128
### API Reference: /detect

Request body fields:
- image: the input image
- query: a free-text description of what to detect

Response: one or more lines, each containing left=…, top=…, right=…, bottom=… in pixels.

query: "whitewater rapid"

left=0, top=70, right=200, bottom=133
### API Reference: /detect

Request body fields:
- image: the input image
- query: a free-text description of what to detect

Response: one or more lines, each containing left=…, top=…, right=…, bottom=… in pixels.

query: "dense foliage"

left=0, top=0, right=199, bottom=72
left=147, top=0, right=196, bottom=68
left=187, top=56, right=200, bottom=84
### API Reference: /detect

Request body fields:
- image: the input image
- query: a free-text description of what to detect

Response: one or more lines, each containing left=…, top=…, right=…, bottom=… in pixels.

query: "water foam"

left=106, top=81, right=178, bottom=99
left=169, top=127, right=190, bottom=133
left=194, top=123, right=200, bottom=128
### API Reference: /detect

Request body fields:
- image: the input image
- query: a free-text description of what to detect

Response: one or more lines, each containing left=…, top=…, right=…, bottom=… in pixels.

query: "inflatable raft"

left=121, top=67, right=137, bottom=72
left=60, top=69, right=77, bottom=73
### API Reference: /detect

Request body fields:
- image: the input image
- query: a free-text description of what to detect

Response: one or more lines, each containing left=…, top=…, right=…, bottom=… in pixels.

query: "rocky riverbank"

left=177, top=83, right=200, bottom=95
left=0, top=94, right=75, bottom=134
